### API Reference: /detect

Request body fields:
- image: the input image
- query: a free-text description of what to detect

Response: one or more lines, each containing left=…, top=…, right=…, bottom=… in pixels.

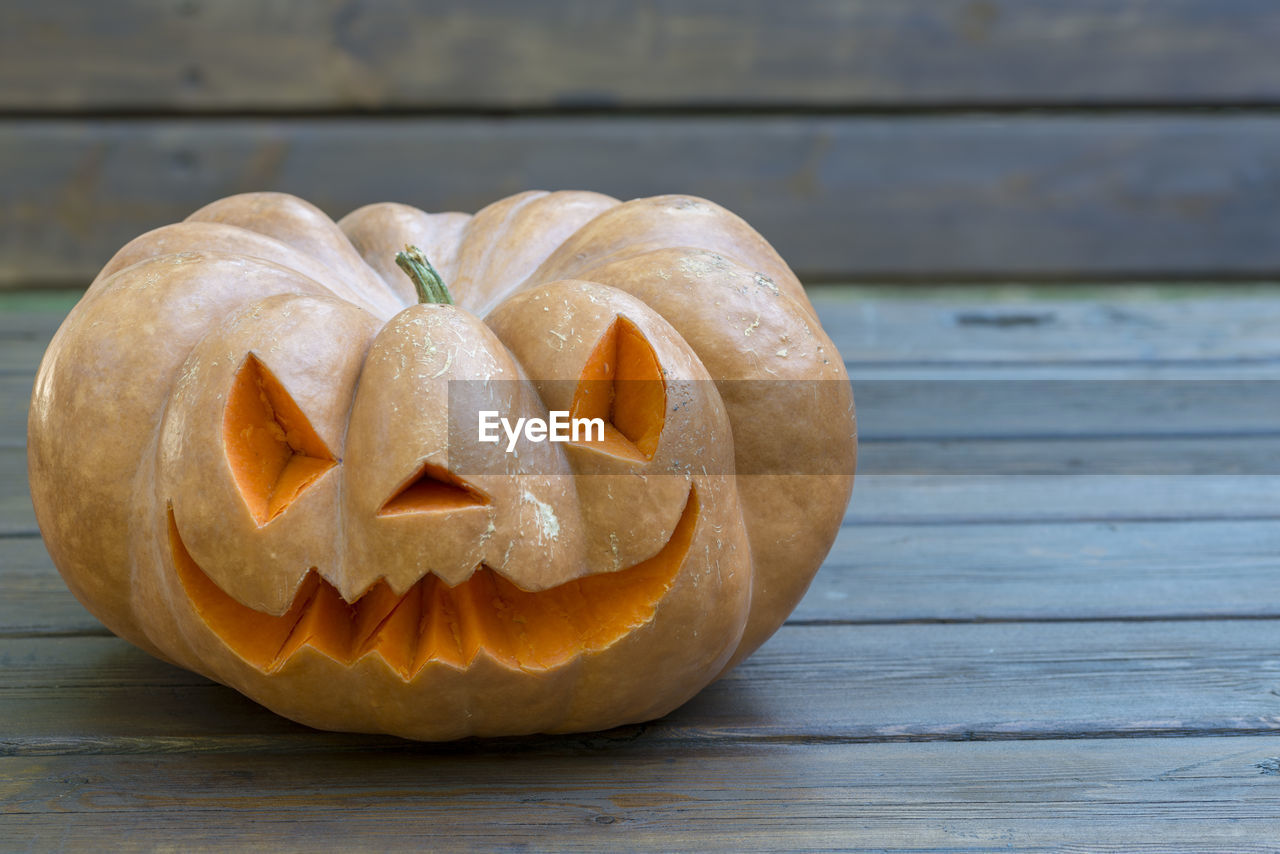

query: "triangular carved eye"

left=379, top=461, right=490, bottom=516
left=570, top=317, right=666, bottom=462
left=224, top=354, right=336, bottom=526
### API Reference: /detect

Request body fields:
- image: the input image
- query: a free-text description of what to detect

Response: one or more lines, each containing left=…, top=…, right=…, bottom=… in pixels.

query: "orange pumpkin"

left=28, top=191, right=855, bottom=739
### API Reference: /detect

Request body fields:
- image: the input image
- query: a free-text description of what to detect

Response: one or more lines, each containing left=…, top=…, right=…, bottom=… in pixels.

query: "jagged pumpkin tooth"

left=357, top=581, right=423, bottom=678
left=171, top=487, right=698, bottom=677
left=349, top=581, right=404, bottom=652
left=274, top=579, right=352, bottom=666
left=414, top=576, right=467, bottom=671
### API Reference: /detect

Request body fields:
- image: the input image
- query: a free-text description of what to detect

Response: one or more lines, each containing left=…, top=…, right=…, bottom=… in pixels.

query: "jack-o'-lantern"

left=28, top=191, right=855, bottom=739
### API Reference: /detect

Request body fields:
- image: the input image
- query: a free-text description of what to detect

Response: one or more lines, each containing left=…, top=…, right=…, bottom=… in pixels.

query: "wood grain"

left=7, top=289, right=1280, bottom=846
left=12, top=297, right=1280, bottom=453
left=0, top=538, right=100, bottom=637
left=4, top=737, right=1280, bottom=851
left=13, top=289, right=1280, bottom=371
left=850, top=474, right=1280, bottom=525
left=11, top=512, right=1280, bottom=637
left=4, top=618, right=1280, bottom=751
left=0, top=375, right=29, bottom=444
left=860, top=435, right=1280, bottom=475
left=820, top=289, right=1280, bottom=365
left=7, top=415, right=1280, bottom=527
left=814, top=518, right=1280, bottom=622
left=14, top=369, right=1280, bottom=448
left=11, top=447, right=1280, bottom=532
left=8, top=116, right=1280, bottom=286
left=4, top=0, right=1278, bottom=112
left=0, top=450, right=35, bottom=534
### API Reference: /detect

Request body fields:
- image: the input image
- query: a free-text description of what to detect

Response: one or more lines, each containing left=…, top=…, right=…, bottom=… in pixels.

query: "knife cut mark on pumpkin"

left=224, top=354, right=336, bottom=526
left=570, top=317, right=666, bottom=461
left=378, top=461, right=490, bottom=516
left=169, top=487, right=698, bottom=674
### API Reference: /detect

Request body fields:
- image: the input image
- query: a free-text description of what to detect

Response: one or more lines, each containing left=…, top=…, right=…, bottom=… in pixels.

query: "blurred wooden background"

left=3, top=0, right=1280, bottom=289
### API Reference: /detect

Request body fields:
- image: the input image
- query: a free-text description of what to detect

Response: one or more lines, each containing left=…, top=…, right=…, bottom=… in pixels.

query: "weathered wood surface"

left=6, top=287, right=1280, bottom=849
left=6, top=737, right=1280, bottom=852
left=4, top=0, right=1277, bottom=112
left=11, top=513, right=1280, bottom=638
left=16, top=287, right=1280, bottom=369
left=5, top=619, right=1280, bottom=749
left=0, top=450, right=35, bottom=535
left=8, top=115, right=1280, bottom=287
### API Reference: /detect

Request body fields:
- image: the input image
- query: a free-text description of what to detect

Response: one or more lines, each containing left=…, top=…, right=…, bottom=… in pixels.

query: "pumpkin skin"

left=27, top=190, right=855, bottom=740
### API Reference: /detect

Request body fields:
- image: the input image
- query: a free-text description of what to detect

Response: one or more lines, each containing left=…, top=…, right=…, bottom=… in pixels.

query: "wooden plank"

left=13, top=305, right=1280, bottom=451
left=17, top=454, right=1280, bottom=540
left=12, top=400, right=1280, bottom=467
left=4, top=0, right=1279, bottom=112
left=16, top=295, right=1280, bottom=375
left=860, top=435, right=1280, bottom=475
left=599, top=619, right=1280, bottom=742
left=819, top=288, right=1280, bottom=364
left=4, top=737, right=1280, bottom=851
left=854, top=376, right=1280, bottom=441
left=0, top=374, right=29, bottom=442
left=850, top=474, right=1280, bottom=524
left=10, top=513, right=1280, bottom=637
left=812, top=518, right=1280, bottom=622
left=0, top=297, right=73, bottom=374
left=14, top=368, right=1280, bottom=448
left=8, top=424, right=1280, bottom=529
left=8, top=438, right=1280, bottom=532
left=0, top=450, right=35, bottom=534
left=18, top=453, right=1280, bottom=542
left=3, top=619, right=1280, bottom=750
left=0, top=538, right=99, bottom=637
left=13, top=289, right=1280, bottom=370
left=9, top=116, right=1280, bottom=286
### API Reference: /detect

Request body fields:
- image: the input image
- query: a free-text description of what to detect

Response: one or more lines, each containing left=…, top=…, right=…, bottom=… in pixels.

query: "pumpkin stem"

left=395, top=245, right=454, bottom=305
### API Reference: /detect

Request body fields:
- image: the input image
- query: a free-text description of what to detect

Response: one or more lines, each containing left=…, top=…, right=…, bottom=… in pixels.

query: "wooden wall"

left=2, top=0, right=1279, bottom=288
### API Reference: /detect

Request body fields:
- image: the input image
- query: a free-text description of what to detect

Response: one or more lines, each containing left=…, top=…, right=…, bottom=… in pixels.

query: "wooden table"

left=4, top=286, right=1280, bottom=850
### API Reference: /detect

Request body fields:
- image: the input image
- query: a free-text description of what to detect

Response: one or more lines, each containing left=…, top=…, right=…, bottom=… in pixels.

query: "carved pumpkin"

left=28, top=191, right=855, bottom=740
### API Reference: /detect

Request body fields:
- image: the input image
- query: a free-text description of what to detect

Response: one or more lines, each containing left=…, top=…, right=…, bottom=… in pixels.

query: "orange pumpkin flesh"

left=378, top=462, right=491, bottom=516
left=171, top=488, right=696, bottom=675
left=28, top=190, right=855, bottom=740
left=224, top=354, right=338, bottom=525
left=570, top=316, right=666, bottom=461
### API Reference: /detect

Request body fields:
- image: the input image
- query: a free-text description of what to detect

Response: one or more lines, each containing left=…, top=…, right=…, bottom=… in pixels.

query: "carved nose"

left=378, top=461, right=490, bottom=516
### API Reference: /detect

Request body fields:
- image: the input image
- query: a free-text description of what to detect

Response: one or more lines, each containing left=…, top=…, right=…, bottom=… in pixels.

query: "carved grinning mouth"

left=168, top=487, right=698, bottom=676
